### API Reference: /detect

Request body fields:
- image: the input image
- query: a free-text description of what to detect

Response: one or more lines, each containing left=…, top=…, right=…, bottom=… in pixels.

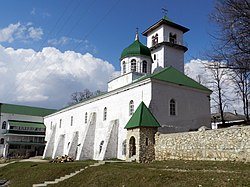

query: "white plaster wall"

left=151, top=47, right=165, bottom=72
left=146, top=23, right=186, bottom=73
left=108, top=72, right=144, bottom=92
left=162, top=25, right=184, bottom=45
left=44, top=80, right=152, bottom=160
left=146, top=25, right=184, bottom=48
left=164, top=46, right=184, bottom=72
left=150, top=80, right=211, bottom=133
left=146, top=25, right=164, bottom=48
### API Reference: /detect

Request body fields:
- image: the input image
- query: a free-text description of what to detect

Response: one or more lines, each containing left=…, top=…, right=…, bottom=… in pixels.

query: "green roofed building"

left=0, top=103, right=56, bottom=158
left=43, top=16, right=212, bottom=163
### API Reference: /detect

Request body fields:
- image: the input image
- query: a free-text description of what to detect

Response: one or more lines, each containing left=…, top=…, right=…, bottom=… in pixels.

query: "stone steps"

left=32, top=161, right=104, bottom=187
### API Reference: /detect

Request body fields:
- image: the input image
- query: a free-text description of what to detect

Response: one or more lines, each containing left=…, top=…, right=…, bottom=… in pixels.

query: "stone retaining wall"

left=155, top=126, right=250, bottom=162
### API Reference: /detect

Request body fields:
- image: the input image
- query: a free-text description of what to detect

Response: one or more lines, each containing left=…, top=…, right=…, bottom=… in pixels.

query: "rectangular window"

left=70, top=116, right=73, bottom=126
left=59, top=119, right=62, bottom=128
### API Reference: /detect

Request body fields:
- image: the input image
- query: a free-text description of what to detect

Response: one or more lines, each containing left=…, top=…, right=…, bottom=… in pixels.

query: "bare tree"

left=68, top=89, right=105, bottom=106
left=208, top=0, right=250, bottom=121
left=230, top=70, right=250, bottom=121
left=205, top=62, right=233, bottom=126
left=210, top=0, right=250, bottom=70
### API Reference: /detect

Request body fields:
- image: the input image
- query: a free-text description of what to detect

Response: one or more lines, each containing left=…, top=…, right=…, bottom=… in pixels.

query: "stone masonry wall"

left=155, top=126, right=250, bottom=162
left=139, top=127, right=158, bottom=163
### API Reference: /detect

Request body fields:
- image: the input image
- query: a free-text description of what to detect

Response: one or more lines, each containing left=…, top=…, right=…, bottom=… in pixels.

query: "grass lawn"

left=0, top=160, right=95, bottom=187
left=54, top=160, right=250, bottom=187
left=0, top=160, right=250, bottom=187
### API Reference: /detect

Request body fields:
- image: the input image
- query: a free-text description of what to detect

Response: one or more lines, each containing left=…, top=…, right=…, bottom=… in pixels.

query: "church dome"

left=120, top=33, right=151, bottom=60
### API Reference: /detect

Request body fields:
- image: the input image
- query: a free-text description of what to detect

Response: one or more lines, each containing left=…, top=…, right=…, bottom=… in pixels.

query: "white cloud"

left=48, top=36, right=75, bottom=46
left=0, top=45, right=115, bottom=108
left=0, top=23, right=20, bottom=42
left=185, top=59, right=243, bottom=114
left=0, top=22, right=43, bottom=43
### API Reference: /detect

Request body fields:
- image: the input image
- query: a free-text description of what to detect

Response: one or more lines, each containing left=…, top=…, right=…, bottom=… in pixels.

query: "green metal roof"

left=120, top=39, right=151, bottom=60
left=0, top=103, right=57, bottom=116
left=136, top=66, right=211, bottom=92
left=9, top=120, right=45, bottom=128
left=125, top=102, right=161, bottom=129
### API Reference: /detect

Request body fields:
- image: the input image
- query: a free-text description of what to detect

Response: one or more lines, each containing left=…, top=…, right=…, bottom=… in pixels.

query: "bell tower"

left=142, top=16, right=189, bottom=73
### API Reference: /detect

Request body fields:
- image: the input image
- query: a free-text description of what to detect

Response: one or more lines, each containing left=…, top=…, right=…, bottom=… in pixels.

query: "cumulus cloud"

left=0, top=22, right=43, bottom=43
left=47, top=36, right=80, bottom=46
left=185, top=59, right=243, bottom=114
left=0, top=45, right=116, bottom=108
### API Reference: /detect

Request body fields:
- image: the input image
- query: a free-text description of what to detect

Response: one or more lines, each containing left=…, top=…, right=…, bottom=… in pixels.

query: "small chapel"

left=42, top=16, right=212, bottom=162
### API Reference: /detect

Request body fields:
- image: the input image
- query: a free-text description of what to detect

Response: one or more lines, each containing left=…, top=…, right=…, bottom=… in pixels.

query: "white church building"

left=43, top=17, right=212, bottom=161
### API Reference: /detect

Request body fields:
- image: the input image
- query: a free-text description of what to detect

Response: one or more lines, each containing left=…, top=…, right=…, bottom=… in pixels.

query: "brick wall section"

left=155, top=126, right=250, bottom=162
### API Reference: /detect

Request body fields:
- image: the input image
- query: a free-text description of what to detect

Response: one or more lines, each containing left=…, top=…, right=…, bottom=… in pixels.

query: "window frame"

left=0, top=138, right=4, bottom=144
left=70, top=116, right=73, bottom=126
left=85, top=112, right=88, bottom=124
left=142, top=60, right=147, bottom=73
left=170, top=99, right=176, bottom=116
left=103, top=107, right=107, bottom=121
left=1, top=121, right=6, bottom=129
left=122, top=61, right=126, bottom=74
left=131, top=59, right=136, bottom=72
left=129, top=100, right=134, bottom=116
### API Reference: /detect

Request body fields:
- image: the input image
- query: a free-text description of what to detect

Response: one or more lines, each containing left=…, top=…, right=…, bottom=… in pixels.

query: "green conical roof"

left=124, top=102, right=161, bottom=129
left=120, top=36, right=151, bottom=60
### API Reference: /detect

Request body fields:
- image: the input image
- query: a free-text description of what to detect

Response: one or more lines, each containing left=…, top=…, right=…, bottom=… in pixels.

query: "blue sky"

left=0, top=0, right=214, bottom=70
left=0, top=0, right=216, bottom=108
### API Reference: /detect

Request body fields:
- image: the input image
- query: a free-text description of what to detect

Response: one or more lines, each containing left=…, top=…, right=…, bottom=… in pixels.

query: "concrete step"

left=32, top=161, right=105, bottom=187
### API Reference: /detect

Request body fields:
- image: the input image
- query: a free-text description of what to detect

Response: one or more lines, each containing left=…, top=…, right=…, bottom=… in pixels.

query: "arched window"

left=154, top=54, right=156, bottom=61
left=152, top=34, right=158, bottom=46
left=103, top=107, right=107, bottom=121
left=142, top=61, right=147, bottom=73
left=131, top=59, right=136, bottom=72
left=85, top=112, right=88, bottom=124
left=170, top=99, right=176, bottom=116
left=122, top=140, right=126, bottom=155
left=151, top=36, right=155, bottom=46
left=59, top=119, right=62, bottom=128
left=0, top=138, right=4, bottom=144
left=99, top=140, right=104, bottom=154
left=123, top=61, right=126, bottom=74
left=155, top=33, right=158, bottom=44
left=2, top=121, right=6, bottom=129
left=129, top=100, right=134, bottom=116
left=169, top=33, right=177, bottom=44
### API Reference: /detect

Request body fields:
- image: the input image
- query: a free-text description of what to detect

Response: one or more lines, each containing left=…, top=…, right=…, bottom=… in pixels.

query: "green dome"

left=120, top=39, right=151, bottom=60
